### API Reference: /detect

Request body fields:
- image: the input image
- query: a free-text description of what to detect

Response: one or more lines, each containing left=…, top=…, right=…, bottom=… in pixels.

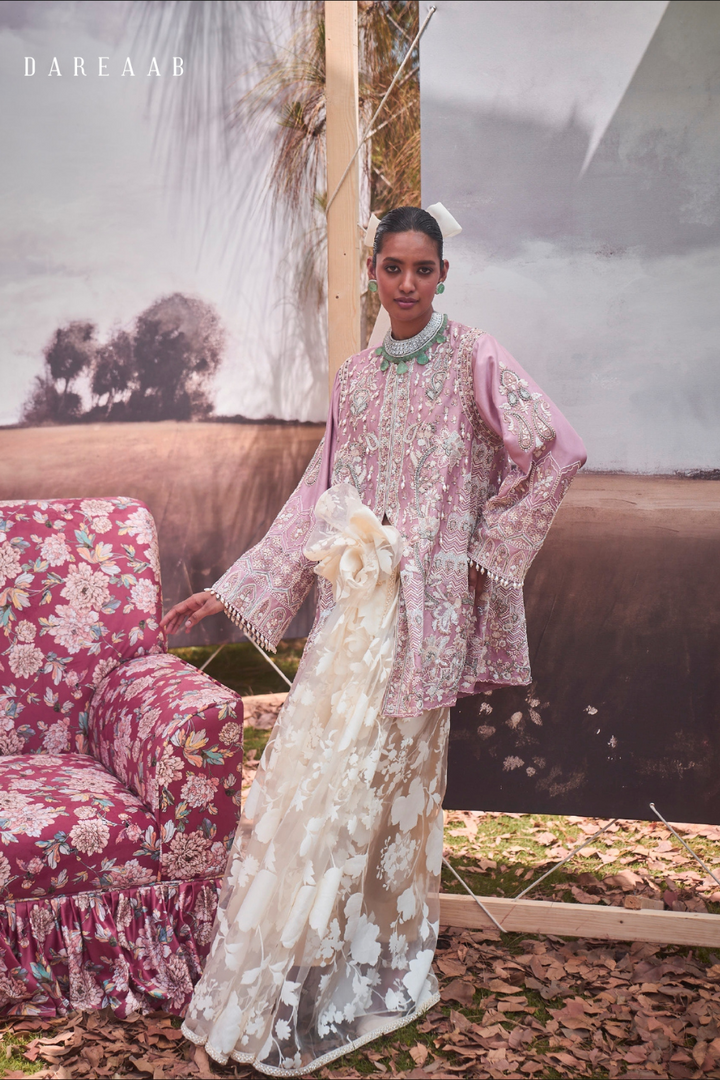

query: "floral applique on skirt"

left=182, top=484, right=449, bottom=1075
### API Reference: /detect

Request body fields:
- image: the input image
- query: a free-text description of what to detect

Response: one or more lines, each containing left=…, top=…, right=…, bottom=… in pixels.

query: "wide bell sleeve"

left=467, top=334, right=587, bottom=588
left=209, top=377, right=340, bottom=652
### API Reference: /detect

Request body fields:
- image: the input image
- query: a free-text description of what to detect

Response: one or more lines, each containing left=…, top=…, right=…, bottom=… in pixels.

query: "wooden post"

left=325, top=0, right=360, bottom=393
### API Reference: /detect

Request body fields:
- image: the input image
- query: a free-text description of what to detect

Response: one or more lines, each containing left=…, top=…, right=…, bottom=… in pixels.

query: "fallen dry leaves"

left=0, top=1012, right=258, bottom=1079
left=2, top=808, right=720, bottom=1079
left=420, top=927, right=720, bottom=1079
left=5, top=932, right=719, bottom=1079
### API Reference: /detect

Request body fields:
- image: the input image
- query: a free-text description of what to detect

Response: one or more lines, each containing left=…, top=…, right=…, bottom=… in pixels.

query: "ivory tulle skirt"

left=182, top=485, right=450, bottom=1076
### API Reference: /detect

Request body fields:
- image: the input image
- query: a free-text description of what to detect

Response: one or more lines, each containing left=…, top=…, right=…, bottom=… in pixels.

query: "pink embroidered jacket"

left=212, top=320, right=587, bottom=717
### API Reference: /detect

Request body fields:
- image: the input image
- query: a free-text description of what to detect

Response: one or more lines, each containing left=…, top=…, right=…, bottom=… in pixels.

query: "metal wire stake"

left=199, top=642, right=227, bottom=673
left=248, top=636, right=293, bottom=690
left=649, top=803, right=720, bottom=891
left=442, top=856, right=505, bottom=933
left=514, top=818, right=619, bottom=900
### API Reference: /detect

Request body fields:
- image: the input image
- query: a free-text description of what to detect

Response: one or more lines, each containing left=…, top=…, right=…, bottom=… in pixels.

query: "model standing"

left=161, top=207, right=587, bottom=1074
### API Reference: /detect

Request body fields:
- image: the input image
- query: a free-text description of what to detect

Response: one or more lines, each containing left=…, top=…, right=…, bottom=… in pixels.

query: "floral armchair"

left=0, top=498, right=243, bottom=1017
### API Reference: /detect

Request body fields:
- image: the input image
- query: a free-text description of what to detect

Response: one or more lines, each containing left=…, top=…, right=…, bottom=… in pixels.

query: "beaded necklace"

left=375, top=312, right=447, bottom=374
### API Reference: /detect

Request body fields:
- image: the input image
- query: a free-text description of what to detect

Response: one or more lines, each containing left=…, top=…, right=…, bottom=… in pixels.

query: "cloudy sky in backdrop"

left=3, top=0, right=719, bottom=474
left=0, top=0, right=327, bottom=427
left=422, top=0, right=720, bottom=472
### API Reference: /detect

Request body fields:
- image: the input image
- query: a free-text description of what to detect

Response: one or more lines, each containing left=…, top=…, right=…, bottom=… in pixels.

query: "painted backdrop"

left=0, top=0, right=326, bottom=642
left=3, top=0, right=720, bottom=821
left=420, top=1, right=720, bottom=820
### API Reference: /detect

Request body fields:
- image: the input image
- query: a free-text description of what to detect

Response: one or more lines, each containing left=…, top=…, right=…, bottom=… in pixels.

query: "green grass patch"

left=244, top=726, right=272, bottom=759
left=334, top=1016, right=438, bottom=1075
left=443, top=809, right=720, bottom=909
left=171, top=638, right=305, bottom=697
left=0, top=1031, right=45, bottom=1077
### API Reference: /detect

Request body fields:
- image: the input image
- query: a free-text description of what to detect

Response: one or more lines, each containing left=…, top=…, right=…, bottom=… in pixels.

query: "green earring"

left=436, top=282, right=445, bottom=294
left=368, top=280, right=378, bottom=293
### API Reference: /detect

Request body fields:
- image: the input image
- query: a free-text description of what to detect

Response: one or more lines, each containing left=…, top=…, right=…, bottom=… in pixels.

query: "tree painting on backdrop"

left=0, top=0, right=422, bottom=650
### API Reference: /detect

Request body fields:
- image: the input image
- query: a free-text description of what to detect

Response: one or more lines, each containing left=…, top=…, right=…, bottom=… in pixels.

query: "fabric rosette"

left=304, top=483, right=402, bottom=606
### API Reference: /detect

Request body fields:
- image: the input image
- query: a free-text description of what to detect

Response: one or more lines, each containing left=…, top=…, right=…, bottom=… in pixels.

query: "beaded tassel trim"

left=375, top=313, right=448, bottom=374
left=468, top=556, right=523, bottom=590
left=181, top=990, right=440, bottom=1076
left=205, top=587, right=276, bottom=653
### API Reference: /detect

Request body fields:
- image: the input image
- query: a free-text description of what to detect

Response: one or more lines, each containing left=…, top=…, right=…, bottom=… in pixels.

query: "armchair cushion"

left=0, top=499, right=164, bottom=755
left=88, top=653, right=243, bottom=877
left=0, top=753, right=159, bottom=902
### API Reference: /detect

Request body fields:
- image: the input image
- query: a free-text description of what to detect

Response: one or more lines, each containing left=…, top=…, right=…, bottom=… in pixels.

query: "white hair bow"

left=363, top=202, right=462, bottom=249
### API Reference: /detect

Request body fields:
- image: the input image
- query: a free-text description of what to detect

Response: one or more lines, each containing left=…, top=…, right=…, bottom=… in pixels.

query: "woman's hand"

left=468, top=564, right=489, bottom=607
left=160, top=592, right=224, bottom=636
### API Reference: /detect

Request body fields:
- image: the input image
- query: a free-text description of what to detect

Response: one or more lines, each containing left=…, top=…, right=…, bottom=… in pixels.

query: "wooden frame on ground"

left=439, top=895, right=720, bottom=948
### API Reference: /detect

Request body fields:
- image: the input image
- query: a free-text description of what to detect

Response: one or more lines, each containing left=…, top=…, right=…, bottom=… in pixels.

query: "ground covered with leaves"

left=3, top=703, right=720, bottom=1078
left=2, top=925, right=720, bottom=1079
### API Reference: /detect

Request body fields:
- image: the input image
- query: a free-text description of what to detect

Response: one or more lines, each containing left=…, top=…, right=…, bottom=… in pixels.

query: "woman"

left=161, top=207, right=587, bottom=1074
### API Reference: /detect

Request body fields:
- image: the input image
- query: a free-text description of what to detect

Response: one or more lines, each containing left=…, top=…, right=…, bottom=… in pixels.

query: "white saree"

left=182, top=485, right=449, bottom=1075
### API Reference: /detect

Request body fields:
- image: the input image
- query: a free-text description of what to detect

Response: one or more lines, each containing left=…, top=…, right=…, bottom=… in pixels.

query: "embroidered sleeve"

left=211, top=377, right=341, bottom=651
left=468, top=334, right=587, bottom=587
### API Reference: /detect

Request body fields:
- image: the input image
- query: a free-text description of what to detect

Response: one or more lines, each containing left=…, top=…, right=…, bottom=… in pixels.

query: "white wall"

left=421, top=0, right=720, bottom=472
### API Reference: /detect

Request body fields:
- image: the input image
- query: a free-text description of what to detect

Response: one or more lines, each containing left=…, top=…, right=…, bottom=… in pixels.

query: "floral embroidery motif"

left=425, top=338, right=453, bottom=403
left=332, top=435, right=375, bottom=491
left=212, top=455, right=322, bottom=653
left=456, top=328, right=499, bottom=444
left=302, top=438, right=325, bottom=486
left=348, top=367, right=379, bottom=418
left=211, top=321, right=585, bottom=717
left=182, top=490, right=448, bottom=1073
left=471, top=453, right=579, bottom=586
left=498, top=361, right=556, bottom=452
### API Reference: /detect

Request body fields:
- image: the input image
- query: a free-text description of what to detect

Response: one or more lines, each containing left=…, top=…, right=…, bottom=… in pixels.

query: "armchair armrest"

left=88, top=653, right=243, bottom=880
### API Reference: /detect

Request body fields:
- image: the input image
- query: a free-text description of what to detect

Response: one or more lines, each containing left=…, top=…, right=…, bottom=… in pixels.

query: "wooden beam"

left=325, top=0, right=360, bottom=393
left=439, top=894, right=720, bottom=948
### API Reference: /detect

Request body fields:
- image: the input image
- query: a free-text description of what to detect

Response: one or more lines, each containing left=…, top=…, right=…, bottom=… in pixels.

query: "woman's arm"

left=161, top=374, right=341, bottom=648
left=468, top=333, right=587, bottom=588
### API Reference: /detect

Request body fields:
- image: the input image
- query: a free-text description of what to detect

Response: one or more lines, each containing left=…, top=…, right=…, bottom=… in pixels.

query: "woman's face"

left=368, top=230, right=449, bottom=338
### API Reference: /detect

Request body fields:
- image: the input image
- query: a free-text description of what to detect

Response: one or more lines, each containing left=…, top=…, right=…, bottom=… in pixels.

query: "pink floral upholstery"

left=0, top=754, right=159, bottom=899
left=89, top=653, right=242, bottom=880
left=0, top=498, right=164, bottom=755
left=0, top=880, right=217, bottom=1017
left=0, top=498, right=243, bottom=1017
